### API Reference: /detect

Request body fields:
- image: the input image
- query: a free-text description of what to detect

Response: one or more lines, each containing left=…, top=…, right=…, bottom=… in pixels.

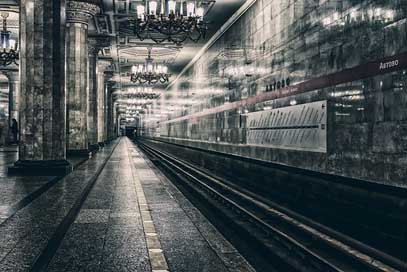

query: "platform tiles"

left=0, top=147, right=90, bottom=225
left=0, top=138, right=254, bottom=271
left=0, top=140, right=119, bottom=271
left=127, top=139, right=255, bottom=272
left=48, top=138, right=254, bottom=272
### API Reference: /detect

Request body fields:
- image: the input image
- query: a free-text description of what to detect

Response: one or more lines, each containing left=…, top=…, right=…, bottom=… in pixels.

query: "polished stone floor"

left=0, top=138, right=253, bottom=271
left=0, top=146, right=87, bottom=225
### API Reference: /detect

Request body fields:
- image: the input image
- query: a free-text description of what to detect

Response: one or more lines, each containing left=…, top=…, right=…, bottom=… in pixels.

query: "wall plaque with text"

left=246, top=101, right=327, bottom=152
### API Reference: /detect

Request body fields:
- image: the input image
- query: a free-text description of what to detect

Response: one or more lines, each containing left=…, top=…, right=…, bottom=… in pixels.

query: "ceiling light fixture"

left=131, top=47, right=171, bottom=84
left=132, top=0, right=209, bottom=45
left=0, top=12, right=18, bottom=67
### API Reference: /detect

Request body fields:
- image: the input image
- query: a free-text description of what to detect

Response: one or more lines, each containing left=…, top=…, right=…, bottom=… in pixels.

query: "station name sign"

left=379, top=59, right=399, bottom=70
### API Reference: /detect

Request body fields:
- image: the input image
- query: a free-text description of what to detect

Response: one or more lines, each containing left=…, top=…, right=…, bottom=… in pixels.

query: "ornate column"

left=104, top=72, right=114, bottom=143
left=113, top=101, right=118, bottom=138
left=106, top=86, right=113, bottom=142
left=9, top=0, right=72, bottom=175
left=87, top=39, right=99, bottom=152
left=106, top=83, right=115, bottom=142
left=87, top=36, right=110, bottom=151
left=65, top=0, right=99, bottom=157
left=96, top=60, right=111, bottom=146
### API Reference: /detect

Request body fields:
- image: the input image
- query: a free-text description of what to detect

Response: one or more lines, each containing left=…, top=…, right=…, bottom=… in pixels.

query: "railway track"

left=137, top=141, right=404, bottom=272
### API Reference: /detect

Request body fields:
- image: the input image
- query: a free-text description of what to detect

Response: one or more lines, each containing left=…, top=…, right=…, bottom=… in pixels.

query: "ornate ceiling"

left=97, top=0, right=246, bottom=89
left=0, top=0, right=246, bottom=88
left=0, top=0, right=247, bottom=126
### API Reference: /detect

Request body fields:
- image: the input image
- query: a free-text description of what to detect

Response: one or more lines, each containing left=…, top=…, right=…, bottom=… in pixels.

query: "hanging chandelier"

left=0, top=13, right=18, bottom=66
left=131, top=48, right=171, bottom=84
left=131, top=0, right=209, bottom=45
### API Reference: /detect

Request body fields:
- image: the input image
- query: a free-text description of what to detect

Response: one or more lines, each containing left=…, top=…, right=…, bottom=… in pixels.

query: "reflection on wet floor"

left=0, top=146, right=87, bottom=224
left=0, top=139, right=253, bottom=271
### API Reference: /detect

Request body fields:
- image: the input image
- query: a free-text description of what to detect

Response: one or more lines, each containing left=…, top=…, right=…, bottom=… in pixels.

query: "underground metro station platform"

left=0, top=0, right=407, bottom=271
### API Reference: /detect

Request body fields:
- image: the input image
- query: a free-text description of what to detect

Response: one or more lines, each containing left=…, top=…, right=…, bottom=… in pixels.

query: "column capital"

left=104, top=66, right=114, bottom=78
left=106, top=81, right=117, bottom=93
left=66, top=1, right=100, bottom=25
left=88, top=43, right=99, bottom=56
left=98, top=59, right=113, bottom=73
left=88, top=35, right=111, bottom=56
left=1, top=69, right=19, bottom=83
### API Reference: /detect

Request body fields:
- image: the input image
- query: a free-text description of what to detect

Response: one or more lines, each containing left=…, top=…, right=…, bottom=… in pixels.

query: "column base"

left=89, top=144, right=100, bottom=153
left=67, top=149, right=92, bottom=158
left=8, top=160, right=73, bottom=176
left=98, top=142, right=105, bottom=147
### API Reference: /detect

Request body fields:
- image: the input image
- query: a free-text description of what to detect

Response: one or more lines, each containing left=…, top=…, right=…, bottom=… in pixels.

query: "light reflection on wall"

left=158, top=2, right=404, bottom=127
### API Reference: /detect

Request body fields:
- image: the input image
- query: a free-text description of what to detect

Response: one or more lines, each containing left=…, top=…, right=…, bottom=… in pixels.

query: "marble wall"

left=18, top=0, right=68, bottom=162
left=149, top=0, right=407, bottom=187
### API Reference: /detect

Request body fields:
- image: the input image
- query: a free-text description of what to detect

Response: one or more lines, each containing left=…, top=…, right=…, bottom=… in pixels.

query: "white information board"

left=246, top=101, right=327, bottom=152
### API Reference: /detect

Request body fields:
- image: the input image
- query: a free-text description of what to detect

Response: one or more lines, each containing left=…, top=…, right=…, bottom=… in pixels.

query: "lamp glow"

left=137, top=5, right=145, bottom=19
left=187, top=2, right=195, bottom=16
left=196, top=7, right=204, bottom=17
left=168, top=0, right=176, bottom=14
left=149, top=1, right=157, bottom=15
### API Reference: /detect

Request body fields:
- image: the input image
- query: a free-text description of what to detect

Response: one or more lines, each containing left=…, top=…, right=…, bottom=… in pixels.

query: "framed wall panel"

left=246, top=101, right=327, bottom=152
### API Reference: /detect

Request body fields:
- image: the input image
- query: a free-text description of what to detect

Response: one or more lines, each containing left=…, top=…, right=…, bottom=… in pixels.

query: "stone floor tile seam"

left=0, top=176, right=58, bottom=227
left=26, top=139, right=121, bottom=272
left=136, top=144, right=256, bottom=272
left=97, top=142, right=148, bottom=272
left=132, top=146, right=234, bottom=272
left=126, top=139, right=169, bottom=272
left=47, top=142, right=123, bottom=271
left=0, top=189, right=79, bottom=266
left=95, top=158, right=120, bottom=272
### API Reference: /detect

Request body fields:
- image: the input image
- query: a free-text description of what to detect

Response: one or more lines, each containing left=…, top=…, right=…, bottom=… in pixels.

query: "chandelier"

left=0, top=13, right=18, bottom=66
left=131, top=48, right=171, bottom=84
left=131, top=0, right=209, bottom=45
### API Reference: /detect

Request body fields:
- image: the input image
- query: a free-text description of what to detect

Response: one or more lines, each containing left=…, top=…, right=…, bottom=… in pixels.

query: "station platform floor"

left=0, top=138, right=254, bottom=272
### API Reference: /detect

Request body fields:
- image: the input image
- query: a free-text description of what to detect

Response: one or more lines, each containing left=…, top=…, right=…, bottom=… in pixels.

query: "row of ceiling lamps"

left=0, top=2, right=210, bottom=86
left=130, top=1, right=210, bottom=85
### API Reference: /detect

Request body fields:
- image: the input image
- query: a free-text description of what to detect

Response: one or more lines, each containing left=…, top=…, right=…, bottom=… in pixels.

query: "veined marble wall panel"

left=246, top=101, right=327, bottom=152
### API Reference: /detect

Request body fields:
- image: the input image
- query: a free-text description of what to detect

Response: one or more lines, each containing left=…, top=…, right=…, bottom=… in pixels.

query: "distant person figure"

left=10, top=118, right=18, bottom=145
